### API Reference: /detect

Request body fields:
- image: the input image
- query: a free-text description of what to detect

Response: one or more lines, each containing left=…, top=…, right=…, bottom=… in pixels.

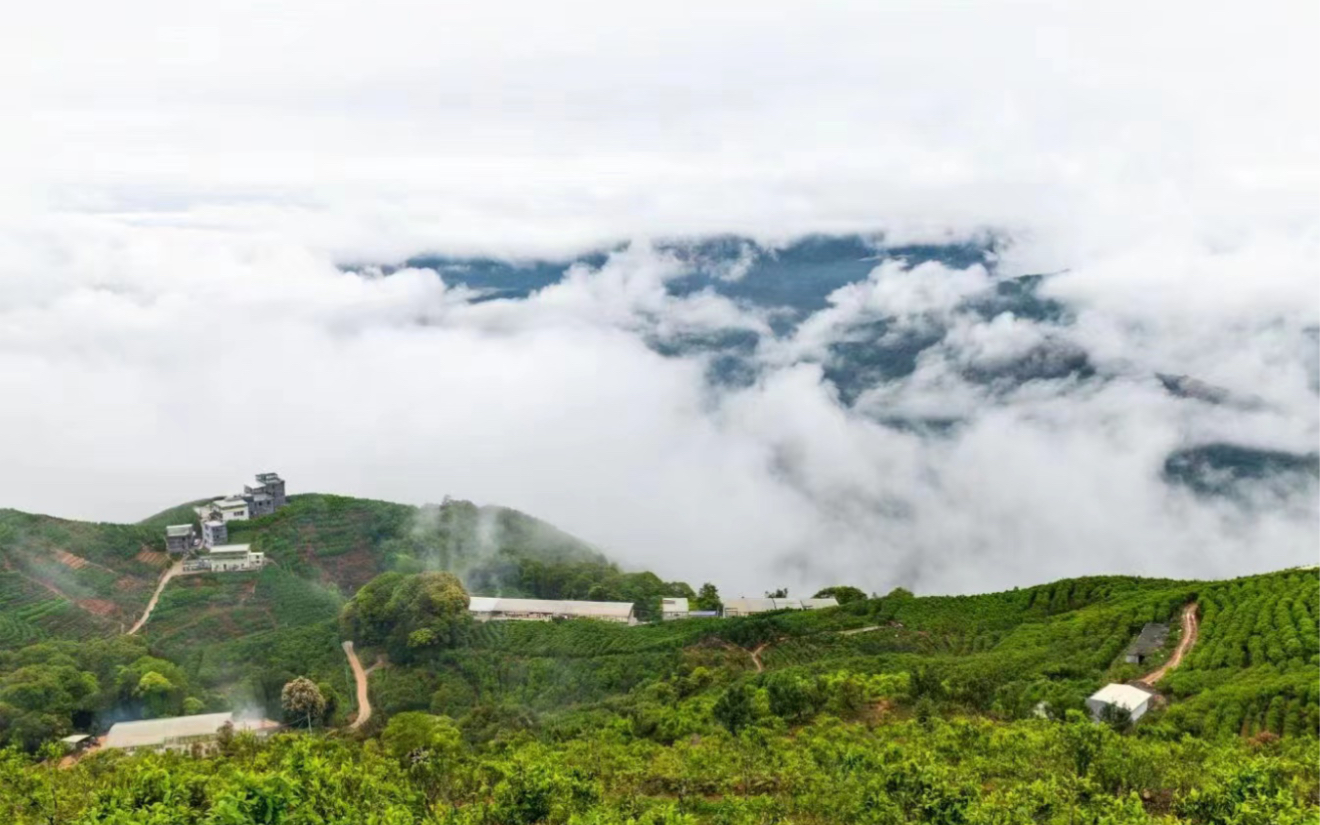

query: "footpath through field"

left=127, top=560, right=183, bottom=635
left=343, top=641, right=374, bottom=730
left=1139, top=602, right=1199, bottom=687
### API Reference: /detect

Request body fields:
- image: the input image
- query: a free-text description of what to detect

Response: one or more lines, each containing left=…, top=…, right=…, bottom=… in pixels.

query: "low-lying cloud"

left=0, top=0, right=1315, bottom=597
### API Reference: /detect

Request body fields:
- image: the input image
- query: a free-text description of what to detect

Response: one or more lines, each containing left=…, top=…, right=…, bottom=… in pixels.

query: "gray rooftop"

left=165, top=525, right=195, bottom=537
left=102, top=712, right=279, bottom=750
left=1125, top=623, right=1170, bottom=656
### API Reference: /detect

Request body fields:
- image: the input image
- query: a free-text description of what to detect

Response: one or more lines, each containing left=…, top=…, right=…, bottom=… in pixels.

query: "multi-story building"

left=164, top=525, right=196, bottom=554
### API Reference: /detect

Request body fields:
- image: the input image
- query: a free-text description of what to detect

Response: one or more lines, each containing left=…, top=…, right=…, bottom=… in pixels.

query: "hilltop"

left=1, top=493, right=691, bottom=659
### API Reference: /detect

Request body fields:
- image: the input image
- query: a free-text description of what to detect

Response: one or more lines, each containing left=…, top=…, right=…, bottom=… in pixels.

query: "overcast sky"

left=0, top=1, right=1316, bottom=596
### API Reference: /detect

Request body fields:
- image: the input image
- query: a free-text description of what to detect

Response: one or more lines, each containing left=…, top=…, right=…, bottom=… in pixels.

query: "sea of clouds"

left=0, top=0, right=1316, bottom=596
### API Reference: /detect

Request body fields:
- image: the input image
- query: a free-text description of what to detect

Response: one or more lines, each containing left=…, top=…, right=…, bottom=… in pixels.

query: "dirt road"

left=343, top=641, right=373, bottom=730
left=128, top=560, right=182, bottom=635
left=1140, top=603, right=1199, bottom=687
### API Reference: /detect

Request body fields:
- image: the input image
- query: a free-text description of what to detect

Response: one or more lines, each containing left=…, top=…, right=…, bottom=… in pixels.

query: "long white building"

left=468, top=596, right=637, bottom=625
left=721, top=597, right=839, bottom=617
left=102, top=712, right=280, bottom=753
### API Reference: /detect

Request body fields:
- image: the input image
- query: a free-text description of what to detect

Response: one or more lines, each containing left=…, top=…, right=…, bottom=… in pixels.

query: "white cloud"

left=0, top=0, right=1315, bottom=596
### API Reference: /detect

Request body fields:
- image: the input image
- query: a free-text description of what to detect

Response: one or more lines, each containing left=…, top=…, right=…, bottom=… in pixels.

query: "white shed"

left=1086, top=683, right=1157, bottom=723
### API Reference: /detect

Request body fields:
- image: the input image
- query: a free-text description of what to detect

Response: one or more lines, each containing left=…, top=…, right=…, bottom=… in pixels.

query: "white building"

left=1086, top=683, right=1157, bottom=724
left=209, top=497, right=250, bottom=522
left=661, top=597, right=690, bottom=620
left=200, top=519, right=227, bottom=548
left=102, top=712, right=280, bottom=753
left=721, top=597, right=839, bottom=617
left=468, top=596, right=637, bottom=625
left=184, top=543, right=264, bottom=573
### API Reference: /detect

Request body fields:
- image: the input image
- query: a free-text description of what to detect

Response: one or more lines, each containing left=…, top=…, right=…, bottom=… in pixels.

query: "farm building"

left=468, top=597, right=637, bottom=625
left=183, top=544, right=265, bottom=573
left=661, top=597, right=690, bottom=620
left=60, top=733, right=94, bottom=753
left=102, top=712, right=280, bottom=754
left=1123, top=622, right=1170, bottom=665
left=1086, top=683, right=1157, bottom=724
left=721, top=597, right=839, bottom=617
left=164, top=524, right=196, bottom=554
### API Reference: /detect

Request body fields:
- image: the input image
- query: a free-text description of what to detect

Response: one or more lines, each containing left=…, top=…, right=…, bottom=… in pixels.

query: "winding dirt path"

left=343, top=641, right=373, bottom=730
left=1139, top=603, right=1199, bottom=687
left=128, top=560, right=182, bottom=635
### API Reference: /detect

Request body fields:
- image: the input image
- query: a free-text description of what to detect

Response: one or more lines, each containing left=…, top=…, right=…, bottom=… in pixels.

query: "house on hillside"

left=251, top=472, right=287, bottom=508
left=1086, top=683, right=1157, bottom=724
left=60, top=734, right=94, bottom=753
left=1123, top=623, right=1170, bottom=665
left=468, top=597, right=637, bottom=625
left=200, top=518, right=228, bottom=548
left=102, top=712, right=280, bottom=754
left=661, top=597, right=690, bottom=620
left=164, top=524, right=196, bottom=554
left=194, top=472, right=289, bottom=529
left=721, top=597, right=839, bottom=617
left=183, top=544, right=265, bottom=573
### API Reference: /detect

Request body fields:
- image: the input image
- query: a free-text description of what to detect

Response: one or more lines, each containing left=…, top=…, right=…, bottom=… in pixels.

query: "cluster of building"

left=163, top=472, right=286, bottom=574
left=465, top=594, right=840, bottom=624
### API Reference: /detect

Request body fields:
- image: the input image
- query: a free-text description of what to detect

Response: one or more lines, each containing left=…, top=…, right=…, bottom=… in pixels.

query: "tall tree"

left=281, top=677, right=327, bottom=731
left=695, top=583, right=723, bottom=612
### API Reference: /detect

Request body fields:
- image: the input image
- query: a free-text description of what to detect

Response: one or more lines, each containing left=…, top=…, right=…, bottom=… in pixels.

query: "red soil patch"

left=316, top=545, right=379, bottom=592
left=78, top=599, right=118, bottom=617
left=135, top=549, right=170, bottom=567
left=51, top=549, right=90, bottom=570
left=115, top=576, right=147, bottom=592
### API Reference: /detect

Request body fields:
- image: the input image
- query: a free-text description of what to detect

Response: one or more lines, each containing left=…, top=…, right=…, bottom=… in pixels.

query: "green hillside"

left=1, top=495, right=1317, bottom=822
left=0, top=494, right=619, bottom=651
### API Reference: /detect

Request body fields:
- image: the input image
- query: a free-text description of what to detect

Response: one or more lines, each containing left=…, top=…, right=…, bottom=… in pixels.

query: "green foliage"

left=814, top=585, right=867, bottom=604
left=341, top=571, right=471, bottom=661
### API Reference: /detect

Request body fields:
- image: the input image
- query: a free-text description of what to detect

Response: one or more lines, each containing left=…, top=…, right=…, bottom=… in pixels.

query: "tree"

left=281, top=677, right=327, bottom=731
left=813, top=586, right=866, bottom=604
left=695, top=583, right=722, bottom=612
left=340, top=571, right=471, bottom=661
left=765, top=588, right=789, bottom=599
left=713, top=684, right=754, bottom=735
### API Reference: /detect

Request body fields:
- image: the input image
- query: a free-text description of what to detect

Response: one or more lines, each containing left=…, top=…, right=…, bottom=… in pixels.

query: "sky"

left=0, top=1, right=1317, bottom=597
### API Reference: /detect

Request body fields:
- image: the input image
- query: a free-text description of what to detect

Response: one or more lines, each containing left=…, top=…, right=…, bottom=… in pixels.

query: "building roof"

left=207, top=544, right=252, bottom=556
left=102, top=712, right=279, bottom=750
left=216, top=497, right=247, bottom=509
left=662, top=598, right=690, bottom=612
left=256, top=473, right=283, bottom=482
left=468, top=596, right=635, bottom=619
left=60, top=734, right=91, bottom=744
left=165, top=525, right=195, bottom=537
left=1125, top=623, right=1170, bottom=656
left=1088, top=683, right=1156, bottom=712
left=723, top=597, right=836, bottom=613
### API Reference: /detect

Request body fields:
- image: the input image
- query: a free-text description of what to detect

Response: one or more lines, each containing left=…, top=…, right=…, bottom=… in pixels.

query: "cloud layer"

left=0, top=0, right=1316, bottom=596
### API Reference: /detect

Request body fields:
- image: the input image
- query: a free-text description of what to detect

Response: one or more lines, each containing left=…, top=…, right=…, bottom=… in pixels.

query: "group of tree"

left=339, top=571, right=472, bottom=662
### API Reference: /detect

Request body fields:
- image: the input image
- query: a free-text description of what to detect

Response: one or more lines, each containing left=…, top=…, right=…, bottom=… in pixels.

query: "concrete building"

left=200, top=519, right=227, bottom=548
left=661, top=597, right=690, bottom=620
left=721, top=597, right=839, bottom=617
left=468, top=596, right=637, bottom=625
left=211, top=496, right=250, bottom=522
left=102, top=712, right=280, bottom=754
left=1086, top=683, right=1157, bottom=724
left=183, top=544, right=264, bottom=573
left=1123, top=623, right=1170, bottom=665
left=164, top=525, right=196, bottom=554
left=243, top=490, right=276, bottom=518
left=253, top=472, right=287, bottom=508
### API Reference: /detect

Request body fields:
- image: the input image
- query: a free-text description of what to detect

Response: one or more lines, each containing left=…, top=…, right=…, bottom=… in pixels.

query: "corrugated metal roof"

left=60, top=734, right=91, bottom=744
left=102, top=713, right=278, bottom=750
left=206, top=544, right=252, bottom=556
left=468, top=597, right=634, bottom=619
left=1088, top=683, right=1155, bottom=712
left=165, top=525, right=194, bottom=537
left=723, top=597, right=839, bottom=614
